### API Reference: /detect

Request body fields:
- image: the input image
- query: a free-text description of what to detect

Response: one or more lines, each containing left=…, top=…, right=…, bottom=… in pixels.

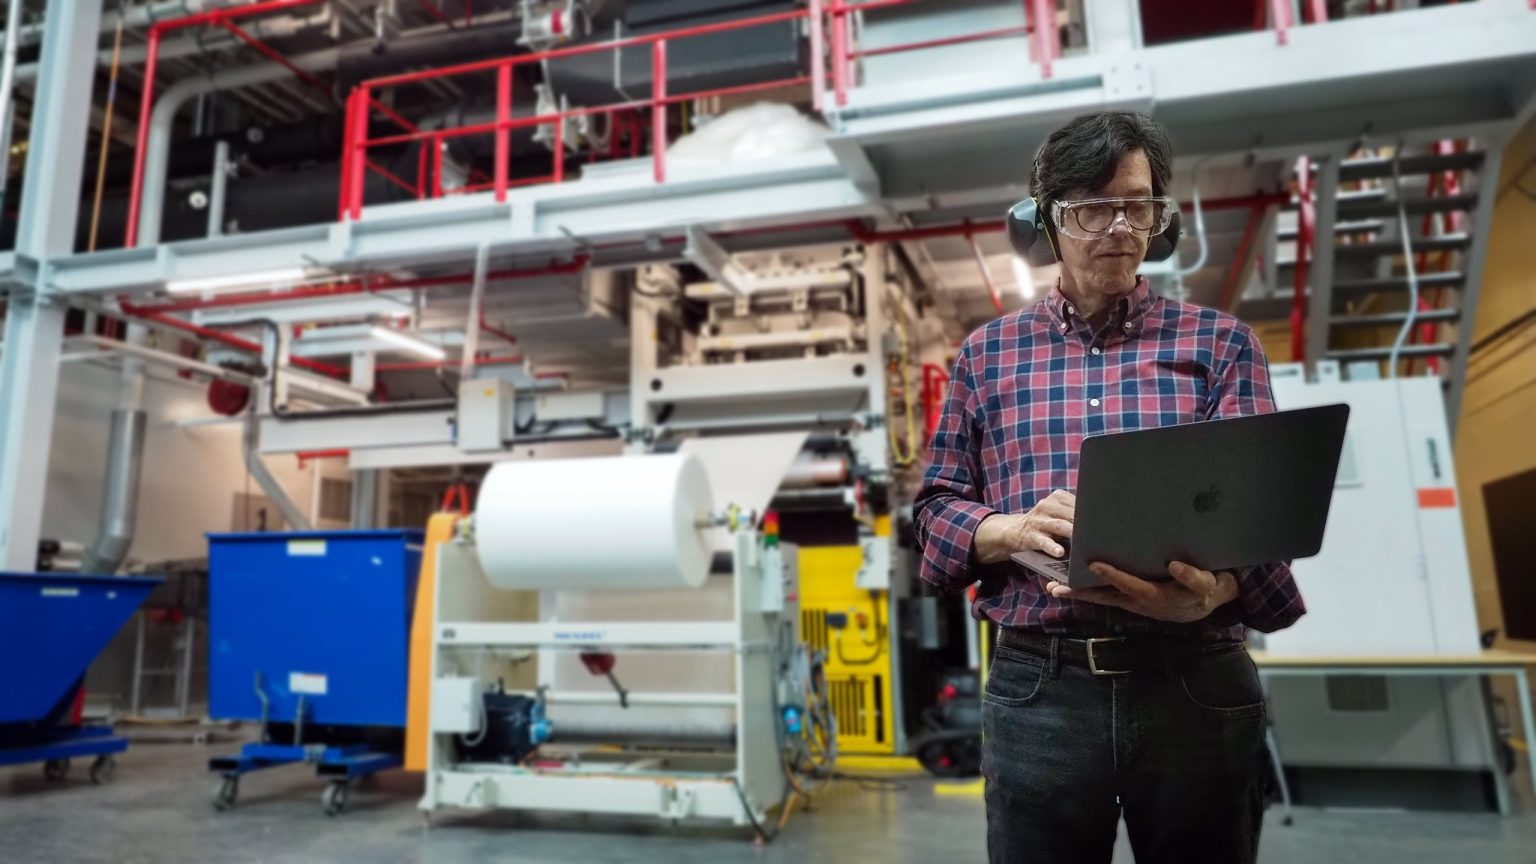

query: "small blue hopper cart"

left=0, top=572, right=160, bottom=786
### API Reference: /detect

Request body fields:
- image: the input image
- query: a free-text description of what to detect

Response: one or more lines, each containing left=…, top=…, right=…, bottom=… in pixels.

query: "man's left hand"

left=1044, top=561, right=1238, bottom=623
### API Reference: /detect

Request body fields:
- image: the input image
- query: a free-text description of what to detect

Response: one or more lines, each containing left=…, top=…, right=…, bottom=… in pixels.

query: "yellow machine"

left=797, top=544, right=897, bottom=756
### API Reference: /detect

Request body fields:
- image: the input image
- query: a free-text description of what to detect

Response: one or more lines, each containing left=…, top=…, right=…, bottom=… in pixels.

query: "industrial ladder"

left=1280, top=140, right=1501, bottom=435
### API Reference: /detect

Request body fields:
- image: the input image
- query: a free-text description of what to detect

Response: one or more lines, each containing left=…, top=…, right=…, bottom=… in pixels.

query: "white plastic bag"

left=667, top=102, right=829, bottom=166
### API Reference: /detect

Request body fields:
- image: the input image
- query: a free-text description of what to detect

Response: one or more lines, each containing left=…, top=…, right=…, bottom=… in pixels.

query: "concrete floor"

left=2, top=740, right=1535, bottom=863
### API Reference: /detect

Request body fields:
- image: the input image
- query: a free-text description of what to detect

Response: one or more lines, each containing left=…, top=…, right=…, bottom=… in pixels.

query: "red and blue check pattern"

left=915, top=278, right=1305, bottom=639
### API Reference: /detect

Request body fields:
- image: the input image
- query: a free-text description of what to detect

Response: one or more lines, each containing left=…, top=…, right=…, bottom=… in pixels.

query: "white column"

left=0, top=0, right=105, bottom=570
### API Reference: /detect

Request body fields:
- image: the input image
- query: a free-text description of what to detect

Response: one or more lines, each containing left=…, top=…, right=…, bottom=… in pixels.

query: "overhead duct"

left=242, top=412, right=312, bottom=532
left=335, top=19, right=526, bottom=89
left=80, top=409, right=147, bottom=574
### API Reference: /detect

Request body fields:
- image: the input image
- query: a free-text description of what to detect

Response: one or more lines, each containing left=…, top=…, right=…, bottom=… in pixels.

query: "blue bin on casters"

left=207, top=530, right=422, bottom=815
left=0, top=572, right=160, bottom=785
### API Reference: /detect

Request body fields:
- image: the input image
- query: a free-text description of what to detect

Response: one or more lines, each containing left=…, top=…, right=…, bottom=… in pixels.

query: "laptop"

left=1011, top=404, right=1350, bottom=589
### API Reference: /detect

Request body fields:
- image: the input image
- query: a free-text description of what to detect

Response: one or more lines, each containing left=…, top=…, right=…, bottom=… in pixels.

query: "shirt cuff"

left=919, top=500, right=997, bottom=592
left=1232, top=563, right=1307, bottom=634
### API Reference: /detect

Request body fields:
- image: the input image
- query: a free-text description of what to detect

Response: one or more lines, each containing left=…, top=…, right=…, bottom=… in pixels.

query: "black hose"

left=207, top=318, right=456, bottom=421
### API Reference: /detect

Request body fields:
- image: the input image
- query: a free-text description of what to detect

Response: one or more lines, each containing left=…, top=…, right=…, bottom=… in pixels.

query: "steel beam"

left=1303, top=155, right=1340, bottom=372
left=1443, top=144, right=1503, bottom=438
left=0, top=0, right=103, bottom=570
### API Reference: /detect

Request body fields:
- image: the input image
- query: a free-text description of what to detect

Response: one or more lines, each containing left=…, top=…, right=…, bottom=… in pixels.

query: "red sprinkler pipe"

left=117, top=300, right=348, bottom=378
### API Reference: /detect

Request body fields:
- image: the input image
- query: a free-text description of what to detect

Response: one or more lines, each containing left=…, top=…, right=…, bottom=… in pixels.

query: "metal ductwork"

left=336, top=19, right=526, bottom=89
left=243, top=412, right=312, bottom=532
left=80, top=409, right=147, bottom=574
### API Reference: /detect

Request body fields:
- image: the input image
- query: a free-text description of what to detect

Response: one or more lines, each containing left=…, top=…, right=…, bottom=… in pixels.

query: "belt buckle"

left=1085, top=637, right=1131, bottom=676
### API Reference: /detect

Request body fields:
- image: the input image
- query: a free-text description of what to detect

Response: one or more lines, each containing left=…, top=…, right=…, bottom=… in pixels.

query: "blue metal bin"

left=207, top=530, right=423, bottom=729
left=0, top=572, right=160, bottom=784
left=0, top=572, right=160, bottom=727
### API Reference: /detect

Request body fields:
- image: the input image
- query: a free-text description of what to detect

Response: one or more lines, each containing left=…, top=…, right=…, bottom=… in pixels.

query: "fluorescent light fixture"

left=370, top=326, right=446, bottom=360
left=1011, top=257, right=1036, bottom=300
left=165, top=267, right=309, bottom=295
left=191, top=290, right=415, bottom=327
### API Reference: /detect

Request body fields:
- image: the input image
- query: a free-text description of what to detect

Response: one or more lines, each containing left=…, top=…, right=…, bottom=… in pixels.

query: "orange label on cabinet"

left=1417, top=488, right=1457, bottom=508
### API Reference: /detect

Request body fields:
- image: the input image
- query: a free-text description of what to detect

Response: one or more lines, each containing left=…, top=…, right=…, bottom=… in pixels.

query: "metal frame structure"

left=419, top=527, right=790, bottom=826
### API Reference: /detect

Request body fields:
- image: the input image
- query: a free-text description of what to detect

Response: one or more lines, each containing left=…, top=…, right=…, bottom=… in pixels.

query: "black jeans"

left=982, top=635, right=1268, bottom=864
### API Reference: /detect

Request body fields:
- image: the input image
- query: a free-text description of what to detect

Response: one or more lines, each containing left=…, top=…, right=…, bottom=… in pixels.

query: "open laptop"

left=1011, top=404, right=1350, bottom=589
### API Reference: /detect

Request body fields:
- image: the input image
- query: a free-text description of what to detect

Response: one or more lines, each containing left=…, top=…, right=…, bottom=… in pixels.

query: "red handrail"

left=338, top=1, right=1054, bottom=216
left=1289, top=159, right=1315, bottom=364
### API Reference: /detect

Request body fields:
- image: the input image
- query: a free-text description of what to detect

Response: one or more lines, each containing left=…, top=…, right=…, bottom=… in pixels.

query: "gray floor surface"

left=2, top=737, right=1534, bottom=863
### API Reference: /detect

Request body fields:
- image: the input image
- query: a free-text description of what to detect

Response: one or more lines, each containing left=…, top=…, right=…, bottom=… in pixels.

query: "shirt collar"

left=1045, top=276, right=1155, bottom=339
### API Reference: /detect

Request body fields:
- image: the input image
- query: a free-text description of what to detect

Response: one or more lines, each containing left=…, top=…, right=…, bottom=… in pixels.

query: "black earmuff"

left=1006, top=198, right=1183, bottom=265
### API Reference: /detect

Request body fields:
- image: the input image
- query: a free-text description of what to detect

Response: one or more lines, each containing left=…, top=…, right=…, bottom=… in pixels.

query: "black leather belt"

left=997, top=628, right=1244, bottom=676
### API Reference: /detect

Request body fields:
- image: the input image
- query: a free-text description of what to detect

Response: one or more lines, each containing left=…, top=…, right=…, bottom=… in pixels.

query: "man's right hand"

left=973, top=489, right=1076, bottom=565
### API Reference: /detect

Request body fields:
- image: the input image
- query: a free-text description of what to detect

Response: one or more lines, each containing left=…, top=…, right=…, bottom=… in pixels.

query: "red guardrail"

left=336, top=0, right=1058, bottom=219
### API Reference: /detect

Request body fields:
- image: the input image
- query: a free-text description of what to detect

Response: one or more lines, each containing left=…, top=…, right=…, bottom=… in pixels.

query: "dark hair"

left=1029, top=112, right=1172, bottom=208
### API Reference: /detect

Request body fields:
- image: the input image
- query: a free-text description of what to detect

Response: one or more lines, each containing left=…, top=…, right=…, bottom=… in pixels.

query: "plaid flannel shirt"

left=914, top=277, right=1305, bottom=640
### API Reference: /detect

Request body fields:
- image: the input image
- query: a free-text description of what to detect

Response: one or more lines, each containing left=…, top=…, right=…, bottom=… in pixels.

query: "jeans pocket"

left=985, top=646, right=1048, bottom=707
left=1178, top=646, right=1266, bottom=720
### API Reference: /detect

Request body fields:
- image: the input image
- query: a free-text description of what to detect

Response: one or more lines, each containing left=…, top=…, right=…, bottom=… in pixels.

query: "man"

left=915, top=112, right=1304, bottom=864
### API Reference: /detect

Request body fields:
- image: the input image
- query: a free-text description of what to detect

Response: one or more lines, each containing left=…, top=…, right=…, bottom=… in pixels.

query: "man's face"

left=1053, top=149, right=1153, bottom=303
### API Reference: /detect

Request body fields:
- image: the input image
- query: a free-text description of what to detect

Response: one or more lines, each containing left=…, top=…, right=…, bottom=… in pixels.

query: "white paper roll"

left=475, top=454, right=715, bottom=590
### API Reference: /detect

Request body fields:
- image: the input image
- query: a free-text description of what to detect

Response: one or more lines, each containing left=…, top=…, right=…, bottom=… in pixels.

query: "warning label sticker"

left=289, top=673, right=329, bottom=695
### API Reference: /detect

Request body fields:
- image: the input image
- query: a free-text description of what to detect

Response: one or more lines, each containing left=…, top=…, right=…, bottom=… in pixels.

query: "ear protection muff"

left=1006, top=199, right=1184, bottom=265
left=1006, top=198, right=1060, bottom=267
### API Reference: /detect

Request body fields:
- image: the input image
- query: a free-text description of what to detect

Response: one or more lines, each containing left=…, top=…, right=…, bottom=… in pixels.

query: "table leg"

left=1516, top=668, right=1536, bottom=806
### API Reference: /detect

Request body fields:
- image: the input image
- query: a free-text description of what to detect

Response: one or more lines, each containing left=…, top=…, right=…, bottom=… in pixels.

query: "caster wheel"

left=42, top=758, right=71, bottom=782
left=322, top=782, right=350, bottom=817
left=213, top=776, right=239, bottom=812
left=89, top=756, right=117, bottom=785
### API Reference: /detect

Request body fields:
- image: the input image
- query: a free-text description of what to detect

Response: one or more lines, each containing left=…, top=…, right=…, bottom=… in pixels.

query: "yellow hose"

left=87, top=15, right=124, bottom=252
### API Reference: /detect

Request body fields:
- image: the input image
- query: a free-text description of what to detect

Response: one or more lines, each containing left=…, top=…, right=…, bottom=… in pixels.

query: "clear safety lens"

left=1051, top=197, right=1176, bottom=239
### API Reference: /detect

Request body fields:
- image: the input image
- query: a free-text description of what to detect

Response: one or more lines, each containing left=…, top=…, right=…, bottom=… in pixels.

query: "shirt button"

left=1089, top=398, right=1101, bottom=407
left=1067, top=304, right=1077, bottom=315
left=1091, top=347, right=1102, bottom=355
left=1123, top=321, right=1134, bottom=331
left=1060, top=323, right=1068, bottom=331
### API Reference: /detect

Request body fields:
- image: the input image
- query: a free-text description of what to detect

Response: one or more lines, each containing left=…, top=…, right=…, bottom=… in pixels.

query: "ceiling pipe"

left=80, top=408, right=147, bottom=574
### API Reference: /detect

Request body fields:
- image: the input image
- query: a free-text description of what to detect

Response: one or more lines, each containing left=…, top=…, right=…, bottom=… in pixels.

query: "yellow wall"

left=1454, top=118, right=1536, bottom=652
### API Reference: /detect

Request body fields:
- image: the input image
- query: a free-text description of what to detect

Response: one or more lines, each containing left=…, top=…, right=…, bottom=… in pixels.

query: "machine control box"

left=431, top=677, right=485, bottom=734
left=457, top=378, right=513, bottom=452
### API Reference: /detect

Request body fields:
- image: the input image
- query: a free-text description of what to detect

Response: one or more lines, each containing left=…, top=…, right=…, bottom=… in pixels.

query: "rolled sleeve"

left=1205, top=319, right=1306, bottom=634
left=914, top=342, right=995, bottom=593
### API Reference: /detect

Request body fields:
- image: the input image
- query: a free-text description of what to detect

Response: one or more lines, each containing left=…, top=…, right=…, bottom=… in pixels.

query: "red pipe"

left=376, top=355, right=525, bottom=372
left=296, top=448, right=350, bottom=467
left=1270, top=0, right=1293, bottom=44
left=1029, top=0, right=1057, bottom=79
left=652, top=41, right=668, bottom=185
left=851, top=25, right=1032, bottom=59
left=123, top=26, right=161, bottom=248
left=1289, top=163, right=1314, bottom=363
left=217, top=19, right=328, bottom=93
left=1218, top=205, right=1265, bottom=312
left=414, top=0, right=452, bottom=26
left=117, top=301, right=348, bottom=378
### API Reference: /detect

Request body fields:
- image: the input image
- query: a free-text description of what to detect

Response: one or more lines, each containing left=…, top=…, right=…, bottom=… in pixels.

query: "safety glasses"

left=1050, top=196, right=1177, bottom=239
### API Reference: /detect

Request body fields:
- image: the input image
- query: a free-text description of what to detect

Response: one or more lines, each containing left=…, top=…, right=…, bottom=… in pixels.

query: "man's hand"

left=974, top=489, right=1076, bottom=565
left=1044, top=561, right=1238, bottom=623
